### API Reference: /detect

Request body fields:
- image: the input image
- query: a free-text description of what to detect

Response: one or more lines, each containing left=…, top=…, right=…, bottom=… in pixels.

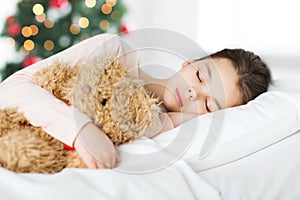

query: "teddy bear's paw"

left=0, top=108, right=31, bottom=135
left=0, top=127, right=69, bottom=173
left=65, top=151, right=87, bottom=168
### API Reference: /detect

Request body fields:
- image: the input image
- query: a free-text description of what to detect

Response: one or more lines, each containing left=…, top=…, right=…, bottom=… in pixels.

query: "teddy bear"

left=0, top=56, right=162, bottom=173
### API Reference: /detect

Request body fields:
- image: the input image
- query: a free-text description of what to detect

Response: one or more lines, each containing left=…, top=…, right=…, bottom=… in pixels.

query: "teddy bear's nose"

left=101, top=99, right=107, bottom=106
left=82, top=84, right=91, bottom=94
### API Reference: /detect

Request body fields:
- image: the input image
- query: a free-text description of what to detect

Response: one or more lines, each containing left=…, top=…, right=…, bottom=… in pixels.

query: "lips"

left=175, top=88, right=183, bottom=107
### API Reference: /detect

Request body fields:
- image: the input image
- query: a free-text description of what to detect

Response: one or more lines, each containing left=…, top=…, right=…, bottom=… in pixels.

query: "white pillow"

left=179, top=90, right=300, bottom=171
left=269, top=78, right=300, bottom=94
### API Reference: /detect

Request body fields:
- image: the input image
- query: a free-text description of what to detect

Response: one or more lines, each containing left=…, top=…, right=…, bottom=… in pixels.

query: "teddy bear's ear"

left=33, top=60, right=78, bottom=102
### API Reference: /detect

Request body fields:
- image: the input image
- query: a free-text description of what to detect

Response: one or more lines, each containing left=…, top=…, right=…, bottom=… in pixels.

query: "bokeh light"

left=44, top=40, right=54, bottom=51
left=79, top=17, right=89, bottom=28
left=35, top=13, right=46, bottom=23
left=80, top=34, right=90, bottom=41
left=30, top=25, right=39, bottom=36
left=21, top=26, right=32, bottom=37
left=20, top=46, right=30, bottom=56
left=111, top=10, right=121, bottom=20
left=101, top=4, right=112, bottom=14
left=59, top=35, right=71, bottom=47
left=106, top=0, right=117, bottom=7
left=6, top=38, right=16, bottom=48
left=23, top=40, right=35, bottom=51
left=44, top=19, right=54, bottom=28
left=32, top=4, right=44, bottom=15
left=85, top=0, right=96, bottom=8
left=99, top=20, right=110, bottom=30
left=69, top=24, right=81, bottom=34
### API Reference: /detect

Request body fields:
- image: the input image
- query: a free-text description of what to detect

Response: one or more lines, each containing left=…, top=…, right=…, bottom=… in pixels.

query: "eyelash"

left=196, top=71, right=203, bottom=83
left=205, top=99, right=211, bottom=112
left=197, top=71, right=211, bottom=112
left=196, top=71, right=211, bottom=112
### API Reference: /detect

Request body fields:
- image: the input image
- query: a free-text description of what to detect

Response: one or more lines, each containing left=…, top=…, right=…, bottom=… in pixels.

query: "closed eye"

left=196, top=71, right=203, bottom=83
left=205, top=99, right=211, bottom=112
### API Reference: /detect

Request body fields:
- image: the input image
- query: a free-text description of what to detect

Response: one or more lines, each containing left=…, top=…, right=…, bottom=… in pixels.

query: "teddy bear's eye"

left=101, top=99, right=107, bottom=106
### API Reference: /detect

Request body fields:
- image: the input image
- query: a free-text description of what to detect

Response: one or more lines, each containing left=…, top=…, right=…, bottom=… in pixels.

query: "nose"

left=187, top=85, right=209, bottom=101
left=187, top=87, right=196, bottom=100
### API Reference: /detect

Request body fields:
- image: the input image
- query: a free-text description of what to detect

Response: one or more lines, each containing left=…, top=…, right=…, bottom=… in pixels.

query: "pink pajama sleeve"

left=0, top=34, right=139, bottom=146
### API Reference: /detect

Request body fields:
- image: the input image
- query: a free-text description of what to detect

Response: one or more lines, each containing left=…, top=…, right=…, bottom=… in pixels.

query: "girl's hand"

left=74, top=122, right=121, bottom=169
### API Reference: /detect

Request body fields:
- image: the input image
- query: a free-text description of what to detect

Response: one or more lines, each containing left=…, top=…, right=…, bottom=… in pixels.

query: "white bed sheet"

left=0, top=132, right=221, bottom=200
left=198, top=129, right=300, bottom=200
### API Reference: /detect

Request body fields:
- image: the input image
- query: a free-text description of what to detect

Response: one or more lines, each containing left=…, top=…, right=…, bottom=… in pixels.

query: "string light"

left=101, top=4, right=112, bottom=15
left=44, top=40, right=54, bottom=51
left=85, top=0, right=96, bottom=8
left=69, top=24, right=80, bottom=35
left=6, top=38, right=16, bottom=48
left=80, top=34, right=90, bottom=41
left=21, top=26, right=32, bottom=37
left=20, top=46, right=30, bottom=56
left=44, top=19, right=54, bottom=28
left=59, top=35, right=71, bottom=47
left=99, top=20, right=110, bottom=30
left=23, top=39, right=35, bottom=51
left=30, top=25, right=39, bottom=36
left=111, top=10, right=121, bottom=20
left=35, top=13, right=46, bottom=23
left=106, top=0, right=117, bottom=7
left=32, top=4, right=44, bottom=15
left=78, top=17, right=89, bottom=28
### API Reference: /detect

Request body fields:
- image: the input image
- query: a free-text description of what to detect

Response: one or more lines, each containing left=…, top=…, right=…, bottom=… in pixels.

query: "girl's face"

left=162, top=57, right=242, bottom=114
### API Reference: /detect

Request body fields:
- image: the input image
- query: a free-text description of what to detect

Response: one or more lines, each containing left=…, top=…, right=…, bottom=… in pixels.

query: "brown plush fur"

left=0, top=58, right=161, bottom=173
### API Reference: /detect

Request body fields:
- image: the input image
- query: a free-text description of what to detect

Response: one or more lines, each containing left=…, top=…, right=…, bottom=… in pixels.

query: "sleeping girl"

left=0, top=34, right=271, bottom=170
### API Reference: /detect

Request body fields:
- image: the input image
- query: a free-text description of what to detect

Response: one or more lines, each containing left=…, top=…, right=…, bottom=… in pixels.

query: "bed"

left=0, top=30, right=300, bottom=200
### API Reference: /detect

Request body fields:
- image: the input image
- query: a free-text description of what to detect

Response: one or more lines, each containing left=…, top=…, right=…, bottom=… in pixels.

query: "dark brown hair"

left=209, top=48, right=271, bottom=105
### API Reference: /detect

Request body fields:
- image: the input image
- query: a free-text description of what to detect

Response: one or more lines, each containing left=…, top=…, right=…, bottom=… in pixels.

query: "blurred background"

left=0, top=0, right=299, bottom=81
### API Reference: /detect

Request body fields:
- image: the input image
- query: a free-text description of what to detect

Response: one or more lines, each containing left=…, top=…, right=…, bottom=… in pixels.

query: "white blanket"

left=0, top=130, right=221, bottom=200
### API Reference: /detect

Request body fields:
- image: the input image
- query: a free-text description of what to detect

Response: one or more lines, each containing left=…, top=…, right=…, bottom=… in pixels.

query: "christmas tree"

left=0, top=0, right=128, bottom=81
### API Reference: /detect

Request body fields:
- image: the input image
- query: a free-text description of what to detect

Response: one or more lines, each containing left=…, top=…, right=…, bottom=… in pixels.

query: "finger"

left=110, top=148, right=121, bottom=167
left=103, top=154, right=114, bottom=168
left=96, top=161, right=107, bottom=169
left=108, top=149, right=118, bottom=168
left=94, top=156, right=112, bottom=169
left=109, top=153, right=115, bottom=169
left=75, top=140, right=98, bottom=169
left=84, top=159, right=98, bottom=169
left=116, top=151, right=121, bottom=164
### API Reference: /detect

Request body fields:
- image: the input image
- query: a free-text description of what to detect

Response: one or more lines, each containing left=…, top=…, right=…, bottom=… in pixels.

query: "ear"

left=181, top=60, right=194, bottom=68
